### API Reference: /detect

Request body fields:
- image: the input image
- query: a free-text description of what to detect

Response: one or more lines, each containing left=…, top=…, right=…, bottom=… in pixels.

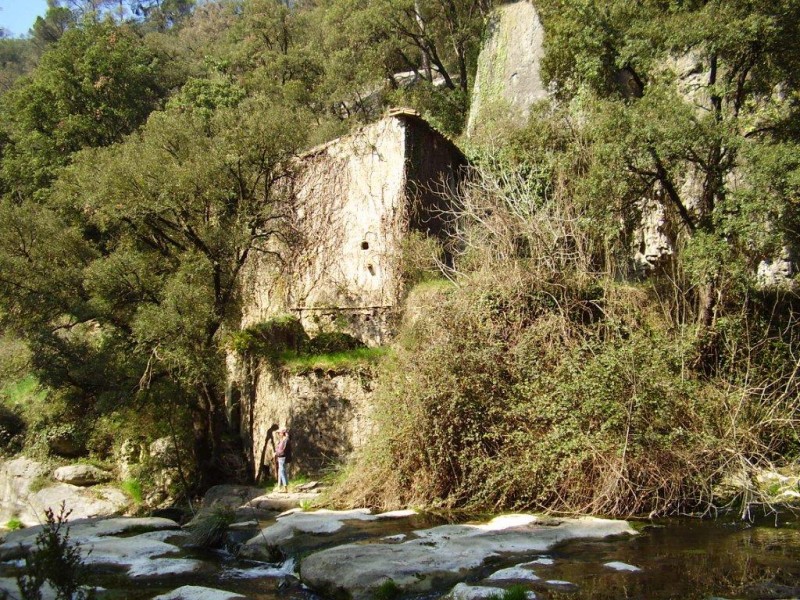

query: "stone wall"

left=232, top=357, right=374, bottom=479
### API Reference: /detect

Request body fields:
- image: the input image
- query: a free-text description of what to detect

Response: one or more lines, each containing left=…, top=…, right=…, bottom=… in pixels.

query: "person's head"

left=278, top=427, right=288, bottom=436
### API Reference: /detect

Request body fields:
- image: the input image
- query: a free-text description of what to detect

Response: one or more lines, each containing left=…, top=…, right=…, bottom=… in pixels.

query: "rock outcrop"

left=237, top=367, right=374, bottom=477
left=299, top=514, right=636, bottom=600
left=239, top=508, right=417, bottom=561
left=0, top=457, right=128, bottom=527
left=467, top=1, right=548, bottom=137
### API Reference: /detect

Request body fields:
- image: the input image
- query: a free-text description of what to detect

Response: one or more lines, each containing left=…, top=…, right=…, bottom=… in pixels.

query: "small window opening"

left=367, top=264, right=376, bottom=276
left=361, top=241, right=370, bottom=250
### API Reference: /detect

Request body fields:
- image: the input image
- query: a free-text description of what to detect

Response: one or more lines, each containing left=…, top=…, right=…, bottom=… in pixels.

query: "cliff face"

left=233, top=361, right=374, bottom=479
left=466, top=1, right=548, bottom=138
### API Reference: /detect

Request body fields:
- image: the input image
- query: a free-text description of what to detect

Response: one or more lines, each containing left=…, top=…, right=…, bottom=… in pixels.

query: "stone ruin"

left=239, top=108, right=466, bottom=347
left=230, top=109, right=466, bottom=477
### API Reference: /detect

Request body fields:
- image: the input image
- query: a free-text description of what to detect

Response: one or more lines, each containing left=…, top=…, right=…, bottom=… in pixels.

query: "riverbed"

left=1, top=509, right=798, bottom=600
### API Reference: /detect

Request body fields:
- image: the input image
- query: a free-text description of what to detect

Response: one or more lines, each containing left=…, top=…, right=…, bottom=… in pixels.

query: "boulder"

left=47, top=434, right=85, bottom=458
left=153, top=586, right=246, bottom=600
left=299, top=515, right=635, bottom=600
left=29, top=484, right=128, bottom=523
left=466, top=1, right=548, bottom=137
left=0, top=456, right=48, bottom=525
left=446, top=583, right=512, bottom=600
left=53, top=464, right=113, bottom=486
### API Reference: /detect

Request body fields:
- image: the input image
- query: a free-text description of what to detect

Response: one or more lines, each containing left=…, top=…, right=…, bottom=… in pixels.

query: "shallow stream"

left=2, top=510, right=799, bottom=600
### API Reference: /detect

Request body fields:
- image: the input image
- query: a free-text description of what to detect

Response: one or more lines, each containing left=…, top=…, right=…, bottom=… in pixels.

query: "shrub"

left=16, top=503, right=95, bottom=600
left=5, top=517, right=23, bottom=531
left=304, top=332, right=365, bottom=355
left=120, top=479, right=143, bottom=504
left=328, top=269, right=797, bottom=517
left=184, top=506, right=235, bottom=548
left=373, top=578, right=401, bottom=600
left=0, top=404, right=25, bottom=454
left=231, top=315, right=309, bottom=358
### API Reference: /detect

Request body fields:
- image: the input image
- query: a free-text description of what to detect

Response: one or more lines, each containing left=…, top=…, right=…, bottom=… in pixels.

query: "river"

left=1, top=509, right=799, bottom=599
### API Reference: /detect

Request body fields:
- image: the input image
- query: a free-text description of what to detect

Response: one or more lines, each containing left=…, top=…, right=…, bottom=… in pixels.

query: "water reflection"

left=531, top=515, right=800, bottom=599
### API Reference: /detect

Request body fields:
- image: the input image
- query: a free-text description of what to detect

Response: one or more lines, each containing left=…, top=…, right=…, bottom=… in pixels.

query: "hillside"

left=0, top=0, right=798, bottom=518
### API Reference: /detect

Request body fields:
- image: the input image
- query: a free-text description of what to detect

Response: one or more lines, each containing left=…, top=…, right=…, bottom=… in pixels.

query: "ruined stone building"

left=231, top=109, right=466, bottom=477
left=239, top=108, right=466, bottom=347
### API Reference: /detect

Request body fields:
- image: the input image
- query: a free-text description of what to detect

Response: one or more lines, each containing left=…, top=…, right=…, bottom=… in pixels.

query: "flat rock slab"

left=0, top=516, right=180, bottom=560
left=447, top=583, right=536, bottom=600
left=153, top=585, right=246, bottom=600
left=300, top=515, right=635, bottom=600
left=239, top=508, right=417, bottom=561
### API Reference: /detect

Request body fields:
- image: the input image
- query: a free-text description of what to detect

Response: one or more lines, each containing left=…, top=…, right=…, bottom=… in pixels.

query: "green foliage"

left=5, top=517, right=23, bottom=531
left=16, top=503, right=96, bottom=600
left=401, top=231, right=448, bottom=289
left=330, top=265, right=799, bottom=515
left=120, top=479, right=143, bottom=504
left=281, top=347, right=388, bottom=374
left=493, top=585, right=529, bottom=600
left=231, top=316, right=310, bottom=357
left=304, top=332, right=366, bottom=355
left=184, top=506, right=235, bottom=548
left=373, top=578, right=401, bottom=600
left=0, top=20, right=177, bottom=196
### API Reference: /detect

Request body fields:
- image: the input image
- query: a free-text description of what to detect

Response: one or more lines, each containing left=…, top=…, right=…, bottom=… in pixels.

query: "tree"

left=536, top=0, right=800, bottom=332
left=30, top=2, right=77, bottom=50
left=44, top=95, right=307, bottom=482
left=0, top=19, right=179, bottom=198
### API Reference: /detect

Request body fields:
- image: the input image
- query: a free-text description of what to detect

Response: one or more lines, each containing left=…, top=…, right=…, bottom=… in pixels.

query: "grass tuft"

left=280, top=347, right=388, bottom=373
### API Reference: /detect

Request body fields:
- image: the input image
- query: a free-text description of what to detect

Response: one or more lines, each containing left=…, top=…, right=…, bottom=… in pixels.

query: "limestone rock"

left=201, top=484, right=266, bottom=511
left=299, top=515, right=635, bottom=600
left=603, top=561, right=641, bottom=572
left=30, top=484, right=128, bottom=523
left=757, top=247, right=795, bottom=289
left=239, top=508, right=417, bottom=561
left=446, top=583, right=514, bottom=600
left=0, top=456, right=48, bottom=525
left=0, top=457, right=129, bottom=527
left=47, top=434, right=84, bottom=458
left=153, top=586, right=246, bottom=600
left=0, top=516, right=180, bottom=560
left=467, top=1, right=548, bottom=137
left=53, top=464, right=113, bottom=486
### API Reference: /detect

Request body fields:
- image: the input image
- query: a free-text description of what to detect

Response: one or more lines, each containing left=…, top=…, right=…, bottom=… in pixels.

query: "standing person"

left=275, top=427, right=291, bottom=493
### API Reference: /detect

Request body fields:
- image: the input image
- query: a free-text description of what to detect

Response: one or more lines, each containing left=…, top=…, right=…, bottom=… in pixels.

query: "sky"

left=0, top=0, right=49, bottom=37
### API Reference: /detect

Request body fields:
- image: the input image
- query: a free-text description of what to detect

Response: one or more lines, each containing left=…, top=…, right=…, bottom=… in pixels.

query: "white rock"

left=241, top=508, right=417, bottom=557
left=448, top=583, right=508, bottom=600
left=80, top=535, right=181, bottom=567
left=486, top=566, right=540, bottom=581
left=53, top=465, right=112, bottom=486
left=544, top=580, right=575, bottom=587
left=520, top=557, right=554, bottom=566
left=127, top=558, right=205, bottom=578
left=603, top=561, right=641, bottom=572
left=0, top=516, right=180, bottom=560
left=300, top=515, right=634, bottom=600
left=152, top=585, right=246, bottom=600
